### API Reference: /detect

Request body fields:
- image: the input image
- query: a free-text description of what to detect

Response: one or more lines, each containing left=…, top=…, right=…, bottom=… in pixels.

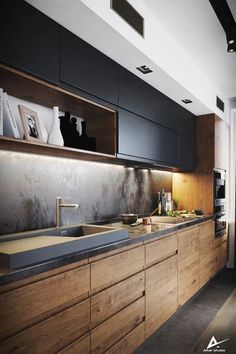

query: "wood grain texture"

left=0, top=264, right=90, bottom=340
left=91, top=297, right=145, bottom=354
left=58, top=333, right=90, bottom=354
left=145, top=233, right=177, bottom=267
left=215, top=240, right=228, bottom=273
left=91, top=271, right=144, bottom=328
left=105, top=322, right=145, bottom=354
left=190, top=289, right=236, bottom=354
left=199, top=221, right=215, bottom=288
left=178, top=226, right=200, bottom=307
left=0, top=299, right=90, bottom=354
left=146, top=255, right=177, bottom=338
left=215, top=115, right=229, bottom=170
left=90, top=246, right=144, bottom=294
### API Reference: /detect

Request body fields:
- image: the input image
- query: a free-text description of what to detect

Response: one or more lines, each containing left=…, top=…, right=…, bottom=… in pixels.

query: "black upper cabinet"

left=179, top=138, right=196, bottom=170
left=0, top=0, right=59, bottom=84
left=119, top=66, right=196, bottom=133
left=118, top=108, right=179, bottom=166
left=60, top=28, right=118, bottom=105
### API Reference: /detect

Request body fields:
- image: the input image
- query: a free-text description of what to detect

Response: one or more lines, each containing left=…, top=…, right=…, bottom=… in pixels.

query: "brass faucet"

left=56, top=197, right=78, bottom=228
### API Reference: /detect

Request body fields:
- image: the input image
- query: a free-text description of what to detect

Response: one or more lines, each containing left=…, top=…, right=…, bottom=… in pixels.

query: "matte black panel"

left=0, top=0, right=59, bottom=83
left=60, top=28, right=118, bottom=105
left=111, top=0, right=144, bottom=36
left=118, top=108, right=179, bottom=165
left=179, top=137, right=196, bottom=170
left=178, top=115, right=196, bottom=140
left=118, top=66, right=196, bottom=132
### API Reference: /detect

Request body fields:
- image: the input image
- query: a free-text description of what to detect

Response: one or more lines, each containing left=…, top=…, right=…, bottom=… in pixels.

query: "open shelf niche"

left=0, top=64, right=117, bottom=161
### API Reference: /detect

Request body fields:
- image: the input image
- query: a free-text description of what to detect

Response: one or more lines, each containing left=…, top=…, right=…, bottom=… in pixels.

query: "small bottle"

left=161, top=189, right=166, bottom=216
left=158, top=192, right=162, bottom=215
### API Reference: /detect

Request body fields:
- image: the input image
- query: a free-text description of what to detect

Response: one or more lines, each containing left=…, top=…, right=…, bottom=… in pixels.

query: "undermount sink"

left=0, top=224, right=129, bottom=269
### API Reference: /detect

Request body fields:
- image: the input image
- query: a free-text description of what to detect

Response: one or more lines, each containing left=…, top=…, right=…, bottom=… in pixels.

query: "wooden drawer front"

left=178, top=227, right=200, bottom=307
left=199, top=221, right=215, bottom=253
left=0, top=264, right=90, bottom=340
left=146, top=234, right=177, bottom=267
left=58, top=333, right=90, bottom=354
left=0, top=299, right=90, bottom=354
left=215, top=241, right=227, bottom=273
left=91, top=297, right=145, bottom=354
left=91, top=246, right=144, bottom=293
left=214, top=233, right=227, bottom=248
left=146, top=255, right=177, bottom=337
left=199, top=251, right=215, bottom=288
left=105, top=322, right=145, bottom=354
left=91, top=271, right=144, bottom=328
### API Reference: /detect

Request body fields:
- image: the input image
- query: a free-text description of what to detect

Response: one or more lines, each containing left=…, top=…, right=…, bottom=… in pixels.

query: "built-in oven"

left=214, top=169, right=227, bottom=237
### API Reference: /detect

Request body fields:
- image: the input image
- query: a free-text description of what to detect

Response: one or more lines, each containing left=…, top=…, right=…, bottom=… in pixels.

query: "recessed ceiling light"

left=181, top=99, right=193, bottom=104
left=136, top=65, right=153, bottom=74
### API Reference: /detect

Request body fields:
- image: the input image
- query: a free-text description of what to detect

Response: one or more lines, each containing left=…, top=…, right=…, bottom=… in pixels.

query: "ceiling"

left=26, top=0, right=236, bottom=118
left=145, top=0, right=236, bottom=99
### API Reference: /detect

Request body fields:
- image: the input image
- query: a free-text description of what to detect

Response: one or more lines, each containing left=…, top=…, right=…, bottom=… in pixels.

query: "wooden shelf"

left=0, top=64, right=117, bottom=157
left=0, top=136, right=116, bottom=163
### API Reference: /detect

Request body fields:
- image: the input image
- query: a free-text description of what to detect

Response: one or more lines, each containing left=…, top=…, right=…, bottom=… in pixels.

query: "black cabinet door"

left=179, top=138, right=196, bottom=170
left=0, top=0, right=59, bottom=83
left=60, top=28, right=118, bottom=105
left=119, top=66, right=192, bottom=131
left=178, top=115, right=196, bottom=140
left=118, top=108, right=179, bottom=166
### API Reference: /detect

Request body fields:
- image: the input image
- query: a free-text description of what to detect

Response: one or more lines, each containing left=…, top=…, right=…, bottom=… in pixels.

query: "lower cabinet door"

left=91, top=297, right=145, bottom=354
left=215, top=240, right=227, bottom=273
left=58, top=333, right=90, bottom=354
left=146, top=255, right=177, bottom=338
left=0, top=299, right=90, bottom=354
left=105, top=322, right=145, bottom=354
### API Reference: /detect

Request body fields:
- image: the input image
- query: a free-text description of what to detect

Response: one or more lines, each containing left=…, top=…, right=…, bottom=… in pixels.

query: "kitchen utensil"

left=120, top=213, right=138, bottom=224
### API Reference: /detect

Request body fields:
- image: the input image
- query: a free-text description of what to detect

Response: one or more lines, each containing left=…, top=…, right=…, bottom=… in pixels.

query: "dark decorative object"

left=59, top=111, right=96, bottom=151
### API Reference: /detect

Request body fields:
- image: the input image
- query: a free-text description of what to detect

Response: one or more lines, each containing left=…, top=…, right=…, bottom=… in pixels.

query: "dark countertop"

left=0, top=215, right=213, bottom=286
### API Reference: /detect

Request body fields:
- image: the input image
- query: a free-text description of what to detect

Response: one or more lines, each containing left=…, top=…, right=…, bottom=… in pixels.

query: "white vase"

left=40, top=121, right=49, bottom=143
left=48, top=106, right=64, bottom=146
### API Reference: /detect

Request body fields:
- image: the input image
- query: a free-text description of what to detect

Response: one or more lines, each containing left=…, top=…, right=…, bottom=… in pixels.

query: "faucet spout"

left=56, top=197, right=78, bottom=228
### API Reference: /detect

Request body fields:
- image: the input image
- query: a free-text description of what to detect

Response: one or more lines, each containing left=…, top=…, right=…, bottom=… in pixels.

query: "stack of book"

left=0, top=88, right=21, bottom=138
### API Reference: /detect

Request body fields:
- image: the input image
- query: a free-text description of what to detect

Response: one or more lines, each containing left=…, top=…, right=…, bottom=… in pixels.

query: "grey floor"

left=134, top=269, right=236, bottom=354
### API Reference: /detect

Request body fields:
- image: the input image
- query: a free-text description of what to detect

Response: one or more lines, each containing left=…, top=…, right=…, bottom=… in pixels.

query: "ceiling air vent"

left=111, top=0, right=144, bottom=37
left=216, top=96, right=225, bottom=112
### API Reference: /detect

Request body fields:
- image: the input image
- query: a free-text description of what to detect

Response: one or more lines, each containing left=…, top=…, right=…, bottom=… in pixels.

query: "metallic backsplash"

left=0, top=151, right=172, bottom=235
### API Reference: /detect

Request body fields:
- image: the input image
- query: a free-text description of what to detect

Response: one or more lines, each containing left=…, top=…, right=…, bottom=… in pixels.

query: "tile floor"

left=134, top=268, right=236, bottom=354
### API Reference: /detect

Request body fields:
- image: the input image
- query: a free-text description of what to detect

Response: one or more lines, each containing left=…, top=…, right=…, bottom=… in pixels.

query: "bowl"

left=120, top=213, right=138, bottom=224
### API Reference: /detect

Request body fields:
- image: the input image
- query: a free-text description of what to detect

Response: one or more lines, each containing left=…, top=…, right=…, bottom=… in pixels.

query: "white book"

left=3, top=92, right=20, bottom=138
left=0, top=88, right=3, bottom=135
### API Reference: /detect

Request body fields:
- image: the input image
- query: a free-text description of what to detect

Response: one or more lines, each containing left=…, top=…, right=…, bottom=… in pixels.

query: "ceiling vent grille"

left=216, top=96, right=225, bottom=112
left=111, top=0, right=144, bottom=37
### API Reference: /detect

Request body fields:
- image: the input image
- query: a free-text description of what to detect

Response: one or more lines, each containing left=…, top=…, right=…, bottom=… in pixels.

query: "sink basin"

left=0, top=224, right=129, bottom=269
left=151, top=215, right=198, bottom=224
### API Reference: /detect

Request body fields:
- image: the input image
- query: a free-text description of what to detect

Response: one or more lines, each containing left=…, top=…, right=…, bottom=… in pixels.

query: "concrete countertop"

left=0, top=215, right=213, bottom=286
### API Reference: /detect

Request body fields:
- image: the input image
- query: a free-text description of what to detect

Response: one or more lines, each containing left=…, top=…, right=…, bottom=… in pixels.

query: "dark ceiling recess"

left=111, top=0, right=144, bottom=37
left=209, top=0, right=236, bottom=53
left=216, top=96, right=225, bottom=112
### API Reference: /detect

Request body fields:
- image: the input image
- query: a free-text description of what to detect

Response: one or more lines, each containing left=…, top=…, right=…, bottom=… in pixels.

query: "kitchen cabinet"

left=119, top=66, right=195, bottom=132
left=215, top=234, right=228, bottom=273
left=91, top=297, right=145, bottom=354
left=179, top=137, right=196, bottom=170
left=117, top=108, right=179, bottom=167
left=60, top=28, right=118, bottom=105
left=0, top=0, right=59, bottom=84
left=58, top=333, right=90, bottom=354
left=90, top=245, right=144, bottom=294
left=199, top=221, right=215, bottom=288
left=146, top=255, right=177, bottom=338
left=178, top=226, right=200, bottom=307
left=145, top=233, right=177, bottom=267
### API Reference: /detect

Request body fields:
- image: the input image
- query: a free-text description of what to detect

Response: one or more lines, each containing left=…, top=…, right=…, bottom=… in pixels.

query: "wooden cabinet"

left=118, top=108, right=179, bottom=167
left=91, top=271, right=145, bottom=328
left=146, top=255, right=177, bottom=338
left=178, top=226, right=200, bottom=307
left=91, top=297, right=145, bottom=354
left=90, top=245, right=144, bottom=294
left=0, top=0, right=59, bottom=84
left=58, top=333, right=90, bottom=354
left=215, top=116, right=229, bottom=170
left=60, top=28, right=118, bottom=105
left=0, top=264, right=90, bottom=340
left=145, top=233, right=177, bottom=267
left=105, top=322, right=145, bottom=354
left=199, top=221, right=215, bottom=288
left=215, top=235, right=228, bottom=273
